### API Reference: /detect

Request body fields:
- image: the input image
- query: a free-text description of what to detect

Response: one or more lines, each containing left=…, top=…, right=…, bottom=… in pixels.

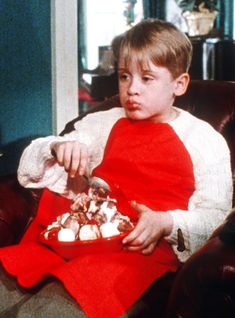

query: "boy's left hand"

left=122, top=201, right=173, bottom=255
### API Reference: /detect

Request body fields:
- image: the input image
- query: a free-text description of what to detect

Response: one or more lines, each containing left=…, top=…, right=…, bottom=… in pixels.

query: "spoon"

left=88, top=176, right=111, bottom=193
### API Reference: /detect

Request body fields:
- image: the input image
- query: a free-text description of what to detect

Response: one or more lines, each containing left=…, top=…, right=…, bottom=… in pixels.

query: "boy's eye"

left=142, top=76, right=153, bottom=82
left=119, top=73, right=130, bottom=81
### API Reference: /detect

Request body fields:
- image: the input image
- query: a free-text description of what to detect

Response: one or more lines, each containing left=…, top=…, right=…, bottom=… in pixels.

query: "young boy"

left=1, top=19, right=233, bottom=317
left=18, top=18, right=232, bottom=261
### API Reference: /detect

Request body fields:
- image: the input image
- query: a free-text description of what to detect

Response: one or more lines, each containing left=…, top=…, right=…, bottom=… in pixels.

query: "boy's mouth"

left=125, top=101, right=140, bottom=111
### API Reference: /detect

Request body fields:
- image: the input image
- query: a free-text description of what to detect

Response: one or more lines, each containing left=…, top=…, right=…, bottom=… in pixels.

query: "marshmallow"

left=58, top=228, right=76, bottom=242
left=99, top=222, right=120, bottom=238
left=79, top=224, right=101, bottom=240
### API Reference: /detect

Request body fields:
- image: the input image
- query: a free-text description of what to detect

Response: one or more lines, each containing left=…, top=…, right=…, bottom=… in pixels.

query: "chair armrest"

left=0, top=174, right=41, bottom=246
left=0, top=218, right=14, bottom=246
left=167, top=235, right=235, bottom=318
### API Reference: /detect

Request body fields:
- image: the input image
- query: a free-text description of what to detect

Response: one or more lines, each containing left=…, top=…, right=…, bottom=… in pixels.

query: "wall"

left=0, top=0, right=52, bottom=175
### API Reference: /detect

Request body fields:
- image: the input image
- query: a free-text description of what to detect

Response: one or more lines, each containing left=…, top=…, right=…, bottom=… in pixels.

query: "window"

left=83, top=0, right=143, bottom=70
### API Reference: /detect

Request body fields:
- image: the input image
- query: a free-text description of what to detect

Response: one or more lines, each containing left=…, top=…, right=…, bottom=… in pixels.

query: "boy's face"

left=118, top=59, right=186, bottom=123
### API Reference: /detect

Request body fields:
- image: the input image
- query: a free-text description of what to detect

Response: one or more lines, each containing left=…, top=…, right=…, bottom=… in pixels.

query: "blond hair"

left=119, top=19, right=192, bottom=79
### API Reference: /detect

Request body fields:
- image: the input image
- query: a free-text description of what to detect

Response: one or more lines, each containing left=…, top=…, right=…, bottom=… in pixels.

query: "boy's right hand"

left=50, top=141, right=88, bottom=178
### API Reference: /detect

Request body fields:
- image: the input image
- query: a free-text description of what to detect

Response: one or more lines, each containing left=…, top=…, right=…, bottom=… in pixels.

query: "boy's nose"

left=127, top=79, right=140, bottom=95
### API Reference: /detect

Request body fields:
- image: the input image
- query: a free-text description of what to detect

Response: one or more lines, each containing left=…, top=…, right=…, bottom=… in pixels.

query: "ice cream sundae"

left=43, top=187, right=134, bottom=242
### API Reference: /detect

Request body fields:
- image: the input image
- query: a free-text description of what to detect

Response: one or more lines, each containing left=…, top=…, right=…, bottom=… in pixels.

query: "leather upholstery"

left=0, top=174, right=39, bottom=246
left=167, top=211, right=235, bottom=318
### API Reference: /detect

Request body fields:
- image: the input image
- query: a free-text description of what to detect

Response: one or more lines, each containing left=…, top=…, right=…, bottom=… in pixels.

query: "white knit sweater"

left=18, top=107, right=233, bottom=262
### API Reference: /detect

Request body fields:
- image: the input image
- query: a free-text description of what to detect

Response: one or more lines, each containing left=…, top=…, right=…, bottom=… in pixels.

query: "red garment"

left=0, top=118, right=195, bottom=318
left=93, top=119, right=195, bottom=220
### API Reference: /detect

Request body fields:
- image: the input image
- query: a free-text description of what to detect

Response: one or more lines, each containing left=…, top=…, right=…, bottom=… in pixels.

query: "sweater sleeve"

left=17, top=108, right=125, bottom=198
left=165, top=110, right=233, bottom=262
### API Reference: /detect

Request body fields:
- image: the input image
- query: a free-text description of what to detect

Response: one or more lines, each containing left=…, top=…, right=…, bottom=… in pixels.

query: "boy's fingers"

left=68, top=143, right=81, bottom=176
left=122, top=221, right=147, bottom=245
left=78, top=145, right=88, bottom=175
left=53, top=144, right=64, bottom=165
left=52, top=141, right=88, bottom=178
left=130, top=201, right=147, bottom=215
left=141, top=242, right=156, bottom=255
left=69, top=144, right=87, bottom=177
left=63, top=144, right=74, bottom=171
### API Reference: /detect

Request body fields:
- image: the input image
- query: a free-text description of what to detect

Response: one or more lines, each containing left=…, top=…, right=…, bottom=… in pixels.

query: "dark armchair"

left=167, top=209, right=235, bottom=318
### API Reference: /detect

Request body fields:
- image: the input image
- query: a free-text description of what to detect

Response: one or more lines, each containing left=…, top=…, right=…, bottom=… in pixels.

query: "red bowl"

left=38, top=230, right=129, bottom=260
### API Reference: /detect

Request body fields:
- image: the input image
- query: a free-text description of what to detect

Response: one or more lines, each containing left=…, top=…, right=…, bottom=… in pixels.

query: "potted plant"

left=175, top=1, right=218, bottom=36
left=175, top=0, right=217, bottom=12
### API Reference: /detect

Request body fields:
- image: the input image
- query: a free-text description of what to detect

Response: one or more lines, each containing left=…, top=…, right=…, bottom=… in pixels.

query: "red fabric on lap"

left=0, top=242, right=63, bottom=287
left=0, top=189, right=178, bottom=318
left=21, top=190, right=71, bottom=243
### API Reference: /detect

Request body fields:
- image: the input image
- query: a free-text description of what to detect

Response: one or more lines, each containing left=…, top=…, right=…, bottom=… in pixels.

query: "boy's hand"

left=122, top=201, right=173, bottom=255
left=50, top=141, right=88, bottom=178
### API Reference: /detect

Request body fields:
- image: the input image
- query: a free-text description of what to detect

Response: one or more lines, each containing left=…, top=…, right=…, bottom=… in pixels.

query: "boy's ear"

left=174, top=73, right=190, bottom=96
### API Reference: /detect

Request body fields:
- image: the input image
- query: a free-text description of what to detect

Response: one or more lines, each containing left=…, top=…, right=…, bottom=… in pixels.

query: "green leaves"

left=175, top=0, right=217, bottom=12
